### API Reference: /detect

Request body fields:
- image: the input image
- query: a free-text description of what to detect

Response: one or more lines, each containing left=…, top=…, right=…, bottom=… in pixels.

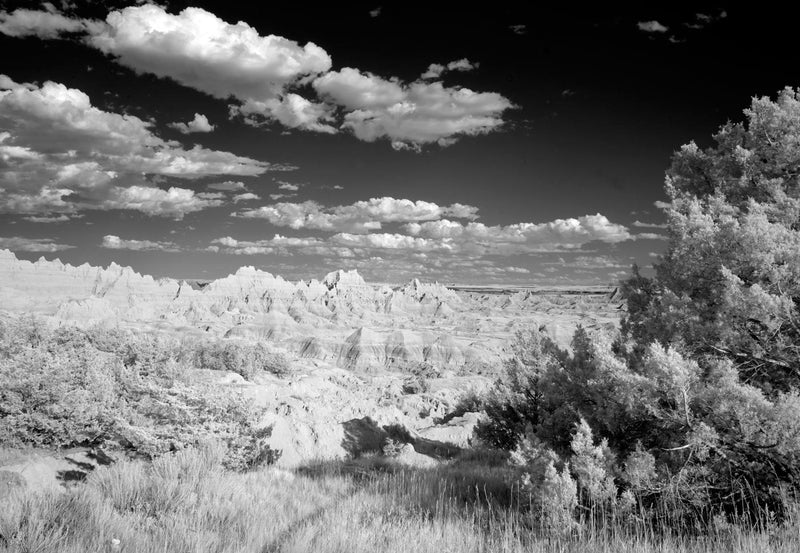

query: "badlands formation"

left=0, top=249, right=622, bottom=476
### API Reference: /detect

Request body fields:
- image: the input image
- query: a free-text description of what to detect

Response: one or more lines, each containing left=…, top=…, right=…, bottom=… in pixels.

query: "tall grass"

left=2, top=447, right=798, bottom=553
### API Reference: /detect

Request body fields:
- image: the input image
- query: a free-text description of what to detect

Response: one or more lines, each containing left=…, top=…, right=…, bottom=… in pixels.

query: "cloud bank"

left=0, top=75, right=271, bottom=218
left=0, top=4, right=514, bottom=150
left=234, top=197, right=480, bottom=233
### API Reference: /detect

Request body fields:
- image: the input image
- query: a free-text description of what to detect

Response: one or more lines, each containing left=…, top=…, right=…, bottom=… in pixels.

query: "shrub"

left=477, top=90, right=800, bottom=525
left=402, top=376, right=429, bottom=394
left=480, top=323, right=800, bottom=525
left=0, top=316, right=280, bottom=470
left=192, top=339, right=292, bottom=380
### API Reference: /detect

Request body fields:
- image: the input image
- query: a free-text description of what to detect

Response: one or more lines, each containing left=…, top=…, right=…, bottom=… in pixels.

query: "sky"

left=0, top=2, right=793, bottom=284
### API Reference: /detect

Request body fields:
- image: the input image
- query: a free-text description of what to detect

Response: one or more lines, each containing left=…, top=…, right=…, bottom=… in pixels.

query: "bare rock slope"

left=0, top=249, right=622, bottom=475
left=0, top=250, right=621, bottom=370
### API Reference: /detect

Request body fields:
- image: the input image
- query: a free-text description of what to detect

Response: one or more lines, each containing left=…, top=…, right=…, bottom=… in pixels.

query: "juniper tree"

left=623, top=87, right=800, bottom=392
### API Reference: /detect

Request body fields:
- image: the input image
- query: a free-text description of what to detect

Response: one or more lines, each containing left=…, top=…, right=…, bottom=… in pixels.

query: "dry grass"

left=1, top=447, right=798, bottom=553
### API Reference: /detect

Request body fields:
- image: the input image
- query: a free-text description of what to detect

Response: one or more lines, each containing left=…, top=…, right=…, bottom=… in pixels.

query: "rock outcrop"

left=0, top=249, right=622, bottom=370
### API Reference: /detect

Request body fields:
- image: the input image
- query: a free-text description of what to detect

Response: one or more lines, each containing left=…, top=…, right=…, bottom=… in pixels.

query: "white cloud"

left=210, top=234, right=326, bottom=255
left=215, top=212, right=631, bottom=259
left=313, top=68, right=513, bottom=149
left=103, top=186, right=222, bottom=219
left=234, top=197, right=480, bottom=233
left=235, top=94, right=336, bottom=133
left=233, top=192, right=260, bottom=202
left=22, top=214, right=71, bottom=223
left=0, top=75, right=270, bottom=216
left=332, top=232, right=450, bottom=252
left=168, top=113, right=215, bottom=134
left=0, top=5, right=513, bottom=150
left=197, top=191, right=226, bottom=200
left=637, top=20, right=669, bottom=33
left=0, top=235, right=74, bottom=252
left=278, top=181, right=300, bottom=191
left=91, top=5, right=331, bottom=102
left=509, top=24, right=526, bottom=35
left=370, top=7, right=382, bottom=18
left=91, top=5, right=335, bottom=133
left=208, top=180, right=246, bottom=191
left=0, top=7, right=97, bottom=38
left=632, top=220, right=667, bottom=229
left=403, top=214, right=632, bottom=253
left=102, top=234, right=179, bottom=251
left=421, top=58, right=479, bottom=80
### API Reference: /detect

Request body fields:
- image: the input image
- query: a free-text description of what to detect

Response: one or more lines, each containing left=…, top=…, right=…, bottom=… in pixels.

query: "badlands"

left=0, top=249, right=622, bottom=486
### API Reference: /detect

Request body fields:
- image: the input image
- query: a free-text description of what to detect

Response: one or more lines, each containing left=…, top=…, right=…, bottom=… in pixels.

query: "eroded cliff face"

left=0, top=249, right=621, bottom=372
left=0, top=249, right=623, bottom=474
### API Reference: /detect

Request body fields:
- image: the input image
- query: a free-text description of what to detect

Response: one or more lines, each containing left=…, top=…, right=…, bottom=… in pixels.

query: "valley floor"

left=1, top=445, right=797, bottom=553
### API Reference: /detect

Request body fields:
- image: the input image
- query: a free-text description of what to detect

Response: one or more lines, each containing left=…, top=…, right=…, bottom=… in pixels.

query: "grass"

left=2, top=446, right=798, bottom=553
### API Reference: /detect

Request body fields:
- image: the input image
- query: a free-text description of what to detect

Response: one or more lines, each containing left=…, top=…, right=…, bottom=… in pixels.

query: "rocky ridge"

left=0, top=250, right=621, bottom=371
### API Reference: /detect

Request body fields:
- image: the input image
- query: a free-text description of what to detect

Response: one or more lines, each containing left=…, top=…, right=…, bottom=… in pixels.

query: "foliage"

left=0, top=316, right=281, bottom=469
left=192, top=339, right=292, bottom=379
left=477, top=88, right=800, bottom=529
left=474, top=327, right=565, bottom=450
left=622, top=87, right=800, bottom=390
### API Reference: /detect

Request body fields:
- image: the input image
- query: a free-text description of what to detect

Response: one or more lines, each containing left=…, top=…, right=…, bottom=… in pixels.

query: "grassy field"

left=1, top=445, right=798, bottom=553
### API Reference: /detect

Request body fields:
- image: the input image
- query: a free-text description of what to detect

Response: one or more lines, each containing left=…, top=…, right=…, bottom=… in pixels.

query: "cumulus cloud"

left=21, top=214, right=71, bottom=223
left=168, top=113, right=215, bottom=134
left=0, top=4, right=514, bottom=150
left=208, top=181, right=247, bottom=192
left=637, top=20, right=669, bottom=33
left=234, top=197, right=480, bottom=233
left=331, top=232, right=450, bottom=252
left=0, top=6, right=99, bottom=38
left=509, top=24, right=527, bottom=35
left=91, top=5, right=331, bottom=100
left=633, top=232, right=668, bottom=240
left=313, top=68, right=513, bottom=149
left=278, top=181, right=301, bottom=191
left=102, top=186, right=222, bottom=219
left=632, top=220, right=667, bottom=229
left=215, top=211, right=631, bottom=259
left=0, top=75, right=271, bottom=217
left=420, top=58, right=479, bottom=80
left=0, top=235, right=74, bottom=252
left=234, top=94, right=337, bottom=133
left=102, top=234, right=179, bottom=251
left=233, top=192, right=260, bottom=203
left=210, top=234, right=330, bottom=255
left=370, top=7, right=382, bottom=18
left=404, top=214, right=631, bottom=252
left=91, top=5, right=335, bottom=133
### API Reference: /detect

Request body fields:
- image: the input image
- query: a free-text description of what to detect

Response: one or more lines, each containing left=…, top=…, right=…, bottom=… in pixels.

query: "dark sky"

left=0, top=2, right=791, bottom=283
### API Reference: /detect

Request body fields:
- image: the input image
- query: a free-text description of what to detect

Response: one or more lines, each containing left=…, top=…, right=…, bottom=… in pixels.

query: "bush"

left=480, top=325, right=800, bottom=526
left=0, top=316, right=280, bottom=470
left=402, top=376, right=430, bottom=394
left=476, top=89, right=800, bottom=528
left=193, top=339, right=292, bottom=380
